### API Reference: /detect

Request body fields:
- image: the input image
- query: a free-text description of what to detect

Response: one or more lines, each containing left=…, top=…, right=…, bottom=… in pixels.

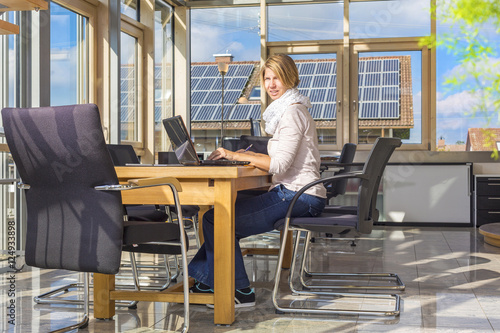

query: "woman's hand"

left=207, top=147, right=233, bottom=160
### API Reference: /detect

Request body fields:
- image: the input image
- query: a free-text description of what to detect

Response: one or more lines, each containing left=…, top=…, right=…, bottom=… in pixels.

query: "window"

left=190, top=7, right=260, bottom=154
left=268, top=3, right=343, bottom=42
left=120, top=31, right=139, bottom=142
left=350, top=0, right=430, bottom=39
left=154, top=1, right=174, bottom=153
left=121, top=0, right=139, bottom=21
left=435, top=6, right=500, bottom=151
left=353, top=49, right=424, bottom=146
left=0, top=11, right=17, bottom=108
left=50, top=1, right=89, bottom=106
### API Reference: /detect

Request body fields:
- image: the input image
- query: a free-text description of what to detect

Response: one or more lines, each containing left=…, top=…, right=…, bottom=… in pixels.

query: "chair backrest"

left=357, top=137, right=401, bottom=234
left=249, top=118, right=262, bottom=136
left=1, top=104, right=124, bottom=274
left=325, top=143, right=357, bottom=199
left=107, top=144, right=140, bottom=166
left=238, top=135, right=270, bottom=154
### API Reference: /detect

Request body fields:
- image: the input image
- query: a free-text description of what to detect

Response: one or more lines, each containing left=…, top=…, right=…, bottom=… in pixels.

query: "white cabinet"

left=380, top=164, right=472, bottom=225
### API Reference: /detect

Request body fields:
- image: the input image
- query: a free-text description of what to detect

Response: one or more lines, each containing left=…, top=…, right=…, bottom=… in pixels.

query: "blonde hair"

left=260, top=54, right=300, bottom=89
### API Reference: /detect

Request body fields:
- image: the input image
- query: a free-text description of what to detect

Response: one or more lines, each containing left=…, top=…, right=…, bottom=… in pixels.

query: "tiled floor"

left=2, top=226, right=500, bottom=332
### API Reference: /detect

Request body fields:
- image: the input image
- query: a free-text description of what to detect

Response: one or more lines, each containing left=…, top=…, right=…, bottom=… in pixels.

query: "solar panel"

left=301, top=63, right=316, bottom=75
left=299, top=76, right=313, bottom=89
left=316, top=62, right=333, bottom=75
left=365, top=73, right=381, bottom=86
left=197, top=78, right=216, bottom=90
left=235, top=64, right=254, bottom=76
left=358, top=58, right=400, bottom=119
left=310, top=89, right=327, bottom=103
left=191, top=106, right=200, bottom=120
left=362, top=87, right=380, bottom=101
left=326, top=89, right=337, bottom=102
left=329, top=75, right=337, bottom=88
left=365, top=60, right=382, bottom=73
left=227, top=77, right=247, bottom=90
left=309, top=104, right=324, bottom=118
left=383, top=72, right=398, bottom=85
left=191, top=91, right=208, bottom=104
left=212, top=77, right=232, bottom=90
left=204, top=65, right=220, bottom=77
left=358, top=102, right=378, bottom=118
left=381, top=86, right=399, bottom=101
left=204, top=91, right=221, bottom=104
left=324, top=103, right=336, bottom=119
left=380, top=102, right=399, bottom=118
left=191, top=65, right=207, bottom=77
left=191, top=63, right=257, bottom=121
left=312, top=75, right=330, bottom=88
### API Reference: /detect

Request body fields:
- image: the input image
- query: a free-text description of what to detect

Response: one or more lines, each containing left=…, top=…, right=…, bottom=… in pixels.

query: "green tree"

left=421, top=0, right=500, bottom=158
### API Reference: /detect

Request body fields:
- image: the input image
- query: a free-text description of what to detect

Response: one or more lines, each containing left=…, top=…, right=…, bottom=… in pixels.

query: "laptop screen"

left=162, top=116, right=200, bottom=165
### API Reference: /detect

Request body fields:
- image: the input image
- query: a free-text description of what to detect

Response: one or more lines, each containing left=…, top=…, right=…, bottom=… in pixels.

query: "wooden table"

left=93, top=165, right=272, bottom=325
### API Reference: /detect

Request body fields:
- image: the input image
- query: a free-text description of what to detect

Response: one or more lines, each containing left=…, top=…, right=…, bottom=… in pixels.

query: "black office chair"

left=302, top=142, right=405, bottom=291
left=272, top=137, right=402, bottom=317
left=238, top=135, right=270, bottom=154
left=107, top=144, right=171, bottom=222
left=249, top=117, right=262, bottom=136
left=1, top=104, right=190, bottom=333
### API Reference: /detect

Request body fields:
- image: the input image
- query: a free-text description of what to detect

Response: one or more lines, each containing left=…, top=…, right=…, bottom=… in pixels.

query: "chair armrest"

left=128, top=177, right=182, bottom=192
left=95, top=176, right=182, bottom=192
left=284, top=172, right=369, bottom=219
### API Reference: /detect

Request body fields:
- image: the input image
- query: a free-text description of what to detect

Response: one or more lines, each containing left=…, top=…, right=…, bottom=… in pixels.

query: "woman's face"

left=263, top=68, right=288, bottom=101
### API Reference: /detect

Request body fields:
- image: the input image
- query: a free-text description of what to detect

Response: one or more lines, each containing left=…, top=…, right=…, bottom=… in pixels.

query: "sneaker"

left=189, top=281, right=213, bottom=294
left=206, top=287, right=256, bottom=309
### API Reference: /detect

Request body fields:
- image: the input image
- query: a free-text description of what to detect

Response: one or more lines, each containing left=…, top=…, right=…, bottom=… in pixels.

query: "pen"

left=244, top=144, right=253, bottom=152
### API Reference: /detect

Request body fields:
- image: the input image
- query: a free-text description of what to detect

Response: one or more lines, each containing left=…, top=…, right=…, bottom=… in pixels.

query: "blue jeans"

left=188, top=184, right=326, bottom=290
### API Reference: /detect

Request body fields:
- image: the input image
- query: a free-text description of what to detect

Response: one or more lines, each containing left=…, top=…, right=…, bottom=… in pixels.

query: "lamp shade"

left=218, top=62, right=229, bottom=75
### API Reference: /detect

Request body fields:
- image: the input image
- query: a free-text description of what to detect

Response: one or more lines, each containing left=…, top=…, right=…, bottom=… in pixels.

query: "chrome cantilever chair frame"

left=300, top=167, right=405, bottom=291
left=272, top=137, right=402, bottom=317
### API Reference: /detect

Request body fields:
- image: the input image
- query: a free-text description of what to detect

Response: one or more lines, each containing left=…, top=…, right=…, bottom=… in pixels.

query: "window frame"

left=350, top=38, right=432, bottom=151
left=120, top=14, right=145, bottom=149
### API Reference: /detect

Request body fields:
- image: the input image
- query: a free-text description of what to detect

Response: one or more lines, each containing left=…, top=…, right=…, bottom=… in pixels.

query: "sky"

left=44, top=0, right=500, bottom=146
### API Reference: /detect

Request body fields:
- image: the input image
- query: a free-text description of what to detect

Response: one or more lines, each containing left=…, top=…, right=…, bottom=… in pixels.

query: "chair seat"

left=123, top=221, right=182, bottom=245
left=126, top=205, right=169, bottom=221
left=274, top=212, right=361, bottom=234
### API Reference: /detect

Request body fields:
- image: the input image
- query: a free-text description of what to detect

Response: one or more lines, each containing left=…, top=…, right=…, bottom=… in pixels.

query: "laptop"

left=162, top=116, right=250, bottom=166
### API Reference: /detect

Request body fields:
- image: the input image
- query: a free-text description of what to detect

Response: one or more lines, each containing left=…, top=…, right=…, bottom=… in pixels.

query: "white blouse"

left=267, top=103, right=326, bottom=198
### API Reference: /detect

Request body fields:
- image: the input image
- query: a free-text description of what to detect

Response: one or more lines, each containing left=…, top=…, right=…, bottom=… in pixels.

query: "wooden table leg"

left=197, top=205, right=210, bottom=245
left=93, top=273, right=115, bottom=319
left=213, top=179, right=236, bottom=325
left=281, top=230, right=293, bottom=269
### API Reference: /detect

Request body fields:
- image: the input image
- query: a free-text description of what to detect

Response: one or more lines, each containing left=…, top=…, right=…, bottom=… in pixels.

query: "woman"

left=188, top=54, right=326, bottom=307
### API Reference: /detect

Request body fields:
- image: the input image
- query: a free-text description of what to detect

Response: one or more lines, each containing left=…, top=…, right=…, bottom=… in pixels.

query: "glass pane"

left=120, top=32, right=138, bottom=141
left=0, top=12, right=17, bottom=108
left=121, top=0, right=138, bottom=21
left=289, top=54, right=338, bottom=146
left=435, top=7, right=500, bottom=151
left=350, top=0, right=430, bottom=39
left=154, top=2, right=173, bottom=154
left=357, top=51, right=422, bottom=145
left=190, top=7, right=260, bottom=156
left=268, top=3, right=343, bottom=42
left=50, top=2, right=88, bottom=106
